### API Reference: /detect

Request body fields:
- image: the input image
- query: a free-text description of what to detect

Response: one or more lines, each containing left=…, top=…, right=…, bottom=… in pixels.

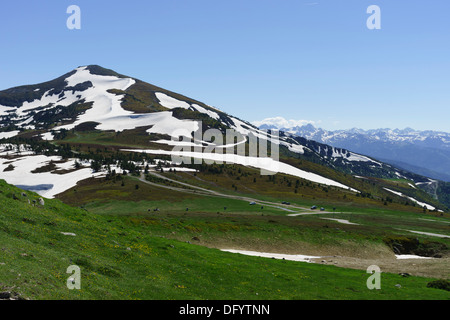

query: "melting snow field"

left=0, top=146, right=103, bottom=198
left=123, top=148, right=359, bottom=192
left=161, top=167, right=197, bottom=172
left=12, top=67, right=198, bottom=139
left=0, top=145, right=204, bottom=199
left=55, top=68, right=199, bottom=137
left=395, top=255, right=434, bottom=260
left=221, top=249, right=321, bottom=263
left=320, top=218, right=360, bottom=225
left=2, top=67, right=203, bottom=141
left=0, top=131, right=20, bottom=139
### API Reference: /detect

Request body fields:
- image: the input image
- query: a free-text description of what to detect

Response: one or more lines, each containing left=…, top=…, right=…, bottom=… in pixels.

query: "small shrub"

left=426, top=279, right=450, bottom=291
left=97, top=265, right=121, bottom=278
left=74, top=257, right=93, bottom=269
left=22, top=217, right=36, bottom=225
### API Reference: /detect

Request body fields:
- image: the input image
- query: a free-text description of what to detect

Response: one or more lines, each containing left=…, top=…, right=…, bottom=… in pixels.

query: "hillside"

left=0, top=65, right=447, bottom=211
left=0, top=178, right=449, bottom=300
left=0, top=66, right=449, bottom=301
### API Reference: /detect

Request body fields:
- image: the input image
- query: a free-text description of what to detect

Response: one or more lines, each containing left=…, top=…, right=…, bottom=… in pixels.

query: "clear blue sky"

left=1, top=0, right=449, bottom=131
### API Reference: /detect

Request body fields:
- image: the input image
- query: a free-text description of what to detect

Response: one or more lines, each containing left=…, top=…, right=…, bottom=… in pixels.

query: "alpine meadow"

left=0, top=1, right=449, bottom=308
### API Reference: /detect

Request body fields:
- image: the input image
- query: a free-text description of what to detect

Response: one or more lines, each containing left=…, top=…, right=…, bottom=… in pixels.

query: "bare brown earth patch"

left=197, top=240, right=450, bottom=279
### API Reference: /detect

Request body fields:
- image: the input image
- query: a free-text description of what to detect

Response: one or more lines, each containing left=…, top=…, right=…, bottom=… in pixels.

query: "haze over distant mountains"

left=254, top=117, right=450, bottom=182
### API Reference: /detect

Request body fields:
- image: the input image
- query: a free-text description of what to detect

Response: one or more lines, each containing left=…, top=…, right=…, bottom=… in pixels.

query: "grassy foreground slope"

left=58, top=174, right=449, bottom=280
left=0, top=179, right=448, bottom=300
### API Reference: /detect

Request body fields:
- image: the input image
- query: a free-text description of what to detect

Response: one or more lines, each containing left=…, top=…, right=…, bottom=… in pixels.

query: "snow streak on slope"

left=383, top=187, right=436, bottom=210
left=123, top=148, right=359, bottom=192
left=155, top=92, right=221, bottom=120
left=191, top=104, right=220, bottom=120
left=221, top=249, right=321, bottom=263
left=155, top=92, right=191, bottom=109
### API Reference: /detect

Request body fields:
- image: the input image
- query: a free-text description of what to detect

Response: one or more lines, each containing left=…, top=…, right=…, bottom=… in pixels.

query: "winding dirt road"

left=137, top=171, right=312, bottom=213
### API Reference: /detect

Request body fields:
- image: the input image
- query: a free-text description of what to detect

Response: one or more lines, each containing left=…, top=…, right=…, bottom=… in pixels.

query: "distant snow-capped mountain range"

left=254, top=118, right=450, bottom=182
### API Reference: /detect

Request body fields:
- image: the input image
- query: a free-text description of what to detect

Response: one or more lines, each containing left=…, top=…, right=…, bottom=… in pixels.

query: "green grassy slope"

left=57, top=175, right=450, bottom=271
left=1, top=179, right=448, bottom=300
